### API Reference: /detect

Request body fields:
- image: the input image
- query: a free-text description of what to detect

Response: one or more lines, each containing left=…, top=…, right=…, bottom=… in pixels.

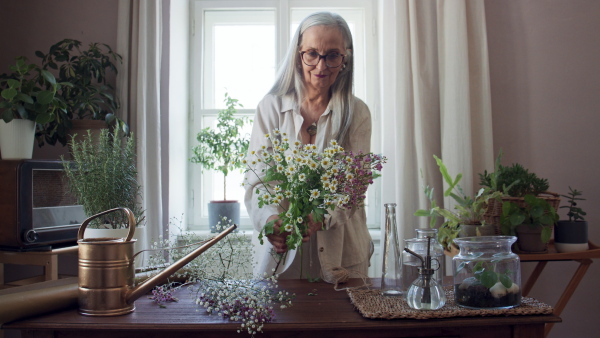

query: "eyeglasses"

left=299, top=51, right=345, bottom=68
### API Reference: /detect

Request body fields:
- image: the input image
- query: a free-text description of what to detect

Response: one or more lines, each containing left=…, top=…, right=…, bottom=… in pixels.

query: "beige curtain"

left=378, top=0, right=494, bottom=246
left=117, top=0, right=164, bottom=262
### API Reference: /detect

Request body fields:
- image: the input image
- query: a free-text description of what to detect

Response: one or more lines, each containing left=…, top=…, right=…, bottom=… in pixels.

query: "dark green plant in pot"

left=62, top=129, right=144, bottom=229
left=479, top=162, right=549, bottom=197
left=0, top=56, right=66, bottom=141
left=37, top=39, right=128, bottom=146
left=500, top=194, right=558, bottom=244
left=190, top=93, right=251, bottom=200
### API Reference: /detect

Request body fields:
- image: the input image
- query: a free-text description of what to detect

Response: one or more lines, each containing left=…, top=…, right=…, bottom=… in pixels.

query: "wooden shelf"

left=518, top=240, right=599, bottom=337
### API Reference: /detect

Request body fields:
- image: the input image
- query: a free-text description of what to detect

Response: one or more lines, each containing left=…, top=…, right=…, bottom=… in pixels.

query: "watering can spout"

left=77, top=207, right=237, bottom=316
left=126, top=223, right=237, bottom=304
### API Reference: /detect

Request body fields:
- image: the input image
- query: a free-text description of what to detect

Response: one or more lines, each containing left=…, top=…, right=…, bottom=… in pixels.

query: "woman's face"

left=299, top=25, right=346, bottom=94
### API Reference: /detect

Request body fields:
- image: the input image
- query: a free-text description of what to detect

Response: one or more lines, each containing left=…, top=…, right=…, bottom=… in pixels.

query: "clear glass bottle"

left=381, top=203, right=402, bottom=296
left=453, top=236, right=521, bottom=309
left=404, top=238, right=447, bottom=310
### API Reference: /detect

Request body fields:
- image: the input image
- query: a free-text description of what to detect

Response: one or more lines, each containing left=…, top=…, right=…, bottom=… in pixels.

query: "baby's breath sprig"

left=145, top=216, right=294, bottom=335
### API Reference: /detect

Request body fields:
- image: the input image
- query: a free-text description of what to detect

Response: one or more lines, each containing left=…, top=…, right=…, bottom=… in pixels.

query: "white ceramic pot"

left=0, top=119, right=36, bottom=160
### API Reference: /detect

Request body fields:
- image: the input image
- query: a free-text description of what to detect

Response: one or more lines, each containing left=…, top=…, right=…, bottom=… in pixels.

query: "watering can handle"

left=77, top=207, right=136, bottom=241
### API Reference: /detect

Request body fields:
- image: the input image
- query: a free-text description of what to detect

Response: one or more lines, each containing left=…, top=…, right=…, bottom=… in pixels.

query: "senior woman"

left=244, top=12, right=373, bottom=282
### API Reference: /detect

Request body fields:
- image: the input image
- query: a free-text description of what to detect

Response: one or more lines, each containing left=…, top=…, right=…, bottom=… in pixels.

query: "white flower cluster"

left=144, top=216, right=294, bottom=336
left=192, top=276, right=293, bottom=335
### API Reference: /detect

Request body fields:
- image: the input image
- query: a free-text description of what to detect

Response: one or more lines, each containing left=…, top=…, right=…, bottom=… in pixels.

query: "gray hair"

left=269, top=12, right=354, bottom=146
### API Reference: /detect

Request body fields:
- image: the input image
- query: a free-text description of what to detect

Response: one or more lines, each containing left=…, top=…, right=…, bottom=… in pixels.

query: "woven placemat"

left=347, top=288, right=553, bottom=320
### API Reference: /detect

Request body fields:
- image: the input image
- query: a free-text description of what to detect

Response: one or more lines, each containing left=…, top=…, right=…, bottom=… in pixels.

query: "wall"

left=1, top=0, right=599, bottom=337
left=486, top=1, right=600, bottom=337
left=0, top=0, right=119, bottom=160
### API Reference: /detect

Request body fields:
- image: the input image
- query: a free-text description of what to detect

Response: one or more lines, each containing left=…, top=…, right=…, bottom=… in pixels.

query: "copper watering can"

left=77, top=207, right=237, bottom=316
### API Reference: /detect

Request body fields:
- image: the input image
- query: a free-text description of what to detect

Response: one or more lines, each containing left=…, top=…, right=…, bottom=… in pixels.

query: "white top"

left=244, top=93, right=373, bottom=277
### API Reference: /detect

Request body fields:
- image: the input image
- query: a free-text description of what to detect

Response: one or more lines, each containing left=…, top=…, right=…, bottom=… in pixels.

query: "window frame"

left=185, top=0, right=380, bottom=232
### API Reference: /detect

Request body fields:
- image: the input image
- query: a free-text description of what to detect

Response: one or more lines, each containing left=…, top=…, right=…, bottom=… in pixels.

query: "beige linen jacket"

left=244, top=93, right=373, bottom=276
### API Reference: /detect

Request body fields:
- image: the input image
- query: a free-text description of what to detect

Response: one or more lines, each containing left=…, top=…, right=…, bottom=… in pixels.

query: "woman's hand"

left=302, top=214, right=323, bottom=243
left=265, top=215, right=289, bottom=254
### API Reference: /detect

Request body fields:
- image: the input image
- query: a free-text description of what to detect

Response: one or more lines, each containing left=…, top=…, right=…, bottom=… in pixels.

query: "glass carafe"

left=453, top=236, right=521, bottom=309
left=381, top=203, right=402, bottom=296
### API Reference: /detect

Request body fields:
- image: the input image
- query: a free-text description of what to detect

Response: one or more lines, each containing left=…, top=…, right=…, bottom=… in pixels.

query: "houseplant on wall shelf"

left=500, top=194, right=558, bottom=253
left=555, top=187, right=588, bottom=253
left=190, top=93, right=251, bottom=232
left=415, top=155, right=504, bottom=254
left=0, top=56, right=65, bottom=159
left=37, top=39, right=128, bottom=147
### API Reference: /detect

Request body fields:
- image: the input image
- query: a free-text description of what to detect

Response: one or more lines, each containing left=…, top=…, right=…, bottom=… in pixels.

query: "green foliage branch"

left=190, top=93, right=251, bottom=200
left=37, top=39, right=128, bottom=146
left=0, top=56, right=66, bottom=144
left=415, top=155, right=503, bottom=251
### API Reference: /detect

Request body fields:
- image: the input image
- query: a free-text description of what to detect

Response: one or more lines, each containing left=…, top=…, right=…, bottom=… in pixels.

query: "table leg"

left=544, top=258, right=593, bottom=337
left=45, top=254, right=59, bottom=281
left=523, top=261, right=547, bottom=297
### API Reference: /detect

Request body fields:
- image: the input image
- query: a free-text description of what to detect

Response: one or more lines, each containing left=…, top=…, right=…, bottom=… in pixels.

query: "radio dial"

left=25, top=230, right=39, bottom=243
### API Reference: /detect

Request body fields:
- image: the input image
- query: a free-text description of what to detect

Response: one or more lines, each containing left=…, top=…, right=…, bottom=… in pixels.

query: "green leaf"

left=41, top=70, right=56, bottom=85
left=499, top=273, right=513, bottom=288
left=480, top=270, right=498, bottom=289
left=37, top=90, right=55, bottom=105
left=541, top=226, right=552, bottom=243
left=1, top=88, right=17, bottom=100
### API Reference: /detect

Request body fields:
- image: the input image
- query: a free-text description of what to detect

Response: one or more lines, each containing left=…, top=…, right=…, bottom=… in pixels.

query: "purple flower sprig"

left=149, top=282, right=180, bottom=308
left=333, top=151, right=387, bottom=210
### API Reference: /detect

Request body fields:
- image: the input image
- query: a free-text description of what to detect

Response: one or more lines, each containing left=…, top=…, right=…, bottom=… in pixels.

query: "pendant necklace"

left=306, top=123, right=318, bottom=136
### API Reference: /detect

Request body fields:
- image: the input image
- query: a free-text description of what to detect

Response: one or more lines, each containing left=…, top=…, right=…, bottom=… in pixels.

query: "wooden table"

left=518, top=240, right=600, bottom=337
left=4, top=279, right=560, bottom=338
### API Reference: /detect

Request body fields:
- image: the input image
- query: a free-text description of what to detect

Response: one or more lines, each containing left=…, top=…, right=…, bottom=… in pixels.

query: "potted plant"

left=36, top=39, right=128, bottom=147
left=190, top=93, right=250, bottom=232
left=415, top=155, right=503, bottom=253
left=479, top=151, right=560, bottom=233
left=0, top=56, right=65, bottom=159
left=500, top=194, right=558, bottom=253
left=555, top=187, right=588, bottom=253
left=62, top=129, right=145, bottom=230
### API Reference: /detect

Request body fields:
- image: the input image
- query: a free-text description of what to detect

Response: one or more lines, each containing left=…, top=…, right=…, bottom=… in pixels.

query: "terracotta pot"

left=459, top=224, right=496, bottom=237
left=515, top=225, right=548, bottom=253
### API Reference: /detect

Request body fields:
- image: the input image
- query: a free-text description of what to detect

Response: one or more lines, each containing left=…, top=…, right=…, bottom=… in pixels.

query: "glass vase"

left=453, top=236, right=521, bottom=309
left=381, top=203, right=402, bottom=296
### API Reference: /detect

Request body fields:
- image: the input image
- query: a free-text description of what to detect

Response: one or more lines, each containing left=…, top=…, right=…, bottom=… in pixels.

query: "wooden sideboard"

left=4, top=278, right=560, bottom=338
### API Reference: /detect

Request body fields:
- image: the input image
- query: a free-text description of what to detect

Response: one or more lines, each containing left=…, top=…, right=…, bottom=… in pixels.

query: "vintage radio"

left=0, top=160, right=85, bottom=251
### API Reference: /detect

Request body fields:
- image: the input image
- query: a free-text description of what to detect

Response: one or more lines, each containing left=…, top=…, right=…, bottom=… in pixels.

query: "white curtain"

left=117, top=0, right=164, bottom=263
left=378, top=0, right=494, bottom=247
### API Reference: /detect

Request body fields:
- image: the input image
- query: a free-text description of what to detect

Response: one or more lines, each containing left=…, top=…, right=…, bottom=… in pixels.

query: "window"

left=186, top=0, right=379, bottom=231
